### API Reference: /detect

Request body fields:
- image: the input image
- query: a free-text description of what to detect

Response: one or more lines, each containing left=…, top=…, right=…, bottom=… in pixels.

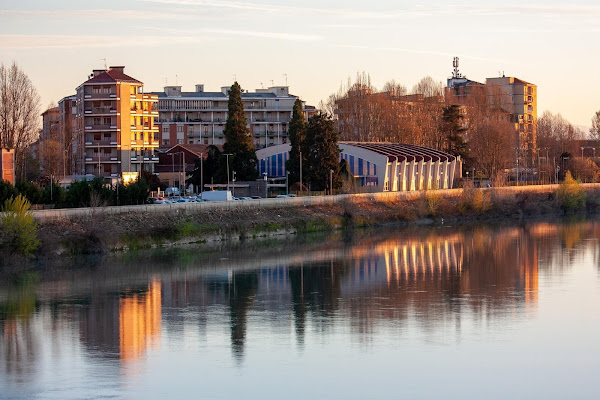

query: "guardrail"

left=30, top=184, right=600, bottom=222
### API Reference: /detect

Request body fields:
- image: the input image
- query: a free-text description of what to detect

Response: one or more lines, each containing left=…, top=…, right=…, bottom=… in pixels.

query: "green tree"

left=16, top=180, right=43, bottom=204
left=221, top=82, right=258, bottom=181
left=440, top=105, right=469, bottom=163
left=188, top=145, right=222, bottom=188
left=65, top=177, right=114, bottom=208
left=117, top=178, right=149, bottom=205
left=0, top=180, right=18, bottom=205
left=0, top=195, right=39, bottom=256
left=303, top=113, right=342, bottom=191
left=42, top=180, right=66, bottom=206
left=140, top=170, right=166, bottom=192
left=285, top=98, right=307, bottom=185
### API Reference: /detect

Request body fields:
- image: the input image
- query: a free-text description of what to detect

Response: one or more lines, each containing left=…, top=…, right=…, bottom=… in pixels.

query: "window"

left=103, top=148, right=111, bottom=154
left=94, top=134, right=101, bottom=141
left=177, top=139, right=183, bottom=144
left=153, top=132, right=159, bottom=141
left=163, top=126, right=169, bottom=133
left=104, top=133, right=111, bottom=139
left=163, top=139, right=169, bottom=145
left=103, top=117, right=111, bottom=125
left=104, top=164, right=111, bottom=173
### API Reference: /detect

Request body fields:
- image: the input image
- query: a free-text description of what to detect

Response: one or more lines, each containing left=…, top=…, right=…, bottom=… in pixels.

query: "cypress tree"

left=304, top=113, right=342, bottom=191
left=440, top=105, right=469, bottom=161
left=222, top=82, right=258, bottom=181
left=285, top=98, right=306, bottom=186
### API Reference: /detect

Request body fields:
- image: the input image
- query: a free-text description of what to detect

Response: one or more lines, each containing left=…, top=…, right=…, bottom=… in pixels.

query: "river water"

left=1, top=221, right=600, bottom=399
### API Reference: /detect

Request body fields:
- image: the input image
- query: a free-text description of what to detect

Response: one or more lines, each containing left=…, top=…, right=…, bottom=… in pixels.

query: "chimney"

left=195, top=84, right=204, bottom=93
left=109, top=66, right=125, bottom=74
left=92, top=69, right=105, bottom=77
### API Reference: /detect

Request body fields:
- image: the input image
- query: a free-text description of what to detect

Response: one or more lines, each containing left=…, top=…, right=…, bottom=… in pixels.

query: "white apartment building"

left=151, top=85, right=316, bottom=149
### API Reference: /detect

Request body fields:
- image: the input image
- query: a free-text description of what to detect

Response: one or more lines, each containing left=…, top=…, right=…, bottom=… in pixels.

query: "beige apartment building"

left=151, top=85, right=316, bottom=149
left=75, top=66, right=159, bottom=182
left=486, top=76, right=537, bottom=156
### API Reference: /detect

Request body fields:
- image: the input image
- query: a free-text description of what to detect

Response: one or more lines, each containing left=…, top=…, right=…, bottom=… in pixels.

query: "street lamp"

left=224, top=153, right=233, bottom=192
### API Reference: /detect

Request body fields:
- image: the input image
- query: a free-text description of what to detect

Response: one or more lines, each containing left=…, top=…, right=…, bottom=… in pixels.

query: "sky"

left=1, top=0, right=599, bottom=129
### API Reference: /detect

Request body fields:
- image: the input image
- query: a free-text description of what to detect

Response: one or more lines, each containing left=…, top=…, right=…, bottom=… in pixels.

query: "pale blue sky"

left=1, top=0, right=599, bottom=128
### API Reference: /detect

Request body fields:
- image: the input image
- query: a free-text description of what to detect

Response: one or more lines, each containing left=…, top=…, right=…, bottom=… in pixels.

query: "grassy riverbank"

left=17, top=183, right=597, bottom=259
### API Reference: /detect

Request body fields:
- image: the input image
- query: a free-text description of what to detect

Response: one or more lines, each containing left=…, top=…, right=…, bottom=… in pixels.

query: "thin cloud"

left=0, top=34, right=201, bottom=49
left=136, top=25, right=321, bottom=42
left=0, top=8, right=205, bottom=20
left=336, top=44, right=503, bottom=63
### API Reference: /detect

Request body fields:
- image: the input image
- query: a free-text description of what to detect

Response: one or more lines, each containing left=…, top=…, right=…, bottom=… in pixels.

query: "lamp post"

left=232, top=171, right=236, bottom=197
left=299, top=148, right=303, bottom=195
left=329, top=169, right=333, bottom=195
left=286, top=171, right=289, bottom=195
left=224, top=153, right=232, bottom=192
left=200, top=152, right=203, bottom=197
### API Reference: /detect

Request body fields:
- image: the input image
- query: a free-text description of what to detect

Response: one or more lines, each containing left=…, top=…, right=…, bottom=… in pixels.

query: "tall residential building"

left=57, top=95, right=78, bottom=176
left=151, top=85, right=316, bottom=149
left=485, top=76, right=537, bottom=155
left=75, top=66, right=159, bottom=182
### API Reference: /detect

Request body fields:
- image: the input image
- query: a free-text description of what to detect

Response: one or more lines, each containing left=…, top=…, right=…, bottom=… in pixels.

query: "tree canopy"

left=303, top=113, right=342, bottom=191
left=221, top=82, right=258, bottom=181
left=285, top=98, right=306, bottom=185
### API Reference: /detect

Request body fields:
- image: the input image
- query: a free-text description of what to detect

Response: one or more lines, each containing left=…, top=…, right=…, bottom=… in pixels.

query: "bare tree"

left=0, top=62, right=41, bottom=178
left=590, top=110, right=600, bottom=141
left=470, top=119, right=516, bottom=179
left=411, top=76, right=444, bottom=98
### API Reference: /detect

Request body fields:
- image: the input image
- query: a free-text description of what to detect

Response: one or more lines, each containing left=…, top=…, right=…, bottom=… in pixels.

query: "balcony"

left=84, top=93, right=117, bottom=100
left=84, top=140, right=118, bottom=147
left=85, top=124, right=117, bottom=131
left=84, top=107, right=117, bottom=115
left=84, top=156, right=121, bottom=163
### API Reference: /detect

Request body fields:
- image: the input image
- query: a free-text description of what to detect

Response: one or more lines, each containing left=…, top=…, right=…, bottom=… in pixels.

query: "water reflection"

left=1, top=220, right=599, bottom=398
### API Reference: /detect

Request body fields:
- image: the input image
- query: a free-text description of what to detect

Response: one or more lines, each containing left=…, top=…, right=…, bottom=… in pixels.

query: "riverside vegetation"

left=0, top=179, right=594, bottom=263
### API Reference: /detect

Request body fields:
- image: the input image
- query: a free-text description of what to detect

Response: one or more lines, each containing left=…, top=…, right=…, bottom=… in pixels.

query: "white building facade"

left=256, top=142, right=459, bottom=192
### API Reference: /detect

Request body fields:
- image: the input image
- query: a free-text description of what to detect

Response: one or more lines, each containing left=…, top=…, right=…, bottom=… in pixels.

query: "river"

left=1, top=221, right=600, bottom=399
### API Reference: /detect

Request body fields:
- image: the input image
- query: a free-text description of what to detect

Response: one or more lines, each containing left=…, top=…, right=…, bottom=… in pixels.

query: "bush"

left=458, top=187, right=492, bottom=215
left=557, top=171, right=585, bottom=212
left=0, top=195, right=40, bottom=256
left=66, top=177, right=114, bottom=208
left=16, top=180, right=43, bottom=204
left=42, top=180, right=66, bottom=206
left=0, top=180, right=18, bottom=205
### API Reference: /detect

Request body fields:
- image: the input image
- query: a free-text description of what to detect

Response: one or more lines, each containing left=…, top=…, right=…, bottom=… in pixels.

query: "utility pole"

left=200, top=152, right=203, bottom=197
left=224, top=153, right=232, bottom=192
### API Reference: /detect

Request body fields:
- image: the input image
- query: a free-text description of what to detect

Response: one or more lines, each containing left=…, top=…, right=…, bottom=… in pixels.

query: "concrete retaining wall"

left=31, top=184, right=600, bottom=222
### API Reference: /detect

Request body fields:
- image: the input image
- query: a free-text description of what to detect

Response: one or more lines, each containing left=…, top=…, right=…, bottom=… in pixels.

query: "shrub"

left=42, top=180, right=66, bottom=206
left=0, top=195, right=40, bottom=256
left=458, top=187, right=492, bottom=215
left=557, top=171, right=585, bottom=212
left=0, top=180, right=18, bottom=205
left=16, top=180, right=43, bottom=204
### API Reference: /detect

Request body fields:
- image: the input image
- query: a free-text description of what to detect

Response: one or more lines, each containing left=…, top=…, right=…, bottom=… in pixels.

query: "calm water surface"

left=1, top=222, right=600, bottom=399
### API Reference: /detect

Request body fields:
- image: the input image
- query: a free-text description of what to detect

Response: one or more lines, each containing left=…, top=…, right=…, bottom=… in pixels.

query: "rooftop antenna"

left=233, top=74, right=237, bottom=82
left=101, top=58, right=107, bottom=70
left=452, top=57, right=462, bottom=79
left=175, top=74, right=178, bottom=85
left=283, top=73, right=288, bottom=86
left=270, top=79, right=274, bottom=86
left=260, top=82, right=264, bottom=88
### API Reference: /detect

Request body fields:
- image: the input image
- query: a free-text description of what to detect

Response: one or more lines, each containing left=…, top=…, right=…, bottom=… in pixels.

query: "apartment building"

left=58, top=95, right=77, bottom=175
left=75, top=66, right=159, bottom=182
left=486, top=76, right=537, bottom=155
left=151, top=85, right=316, bottom=150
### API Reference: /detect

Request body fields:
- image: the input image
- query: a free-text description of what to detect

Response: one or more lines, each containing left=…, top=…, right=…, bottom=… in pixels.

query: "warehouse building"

left=256, top=142, right=459, bottom=192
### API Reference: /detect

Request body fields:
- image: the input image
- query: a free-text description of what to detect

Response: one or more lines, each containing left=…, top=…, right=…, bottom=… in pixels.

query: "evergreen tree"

left=188, top=145, right=222, bottom=187
left=285, top=98, right=306, bottom=185
left=440, top=105, right=469, bottom=162
left=221, top=82, right=258, bottom=181
left=303, top=113, right=342, bottom=191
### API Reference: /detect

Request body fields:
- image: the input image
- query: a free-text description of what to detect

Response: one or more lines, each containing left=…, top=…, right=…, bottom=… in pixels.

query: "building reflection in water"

left=2, top=221, right=597, bottom=377
left=119, top=279, right=162, bottom=362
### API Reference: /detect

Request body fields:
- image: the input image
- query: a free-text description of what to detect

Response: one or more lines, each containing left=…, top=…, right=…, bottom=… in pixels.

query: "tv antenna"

left=283, top=73, right=288, bottom=86
left=101, top=58, right=107, bottom=70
